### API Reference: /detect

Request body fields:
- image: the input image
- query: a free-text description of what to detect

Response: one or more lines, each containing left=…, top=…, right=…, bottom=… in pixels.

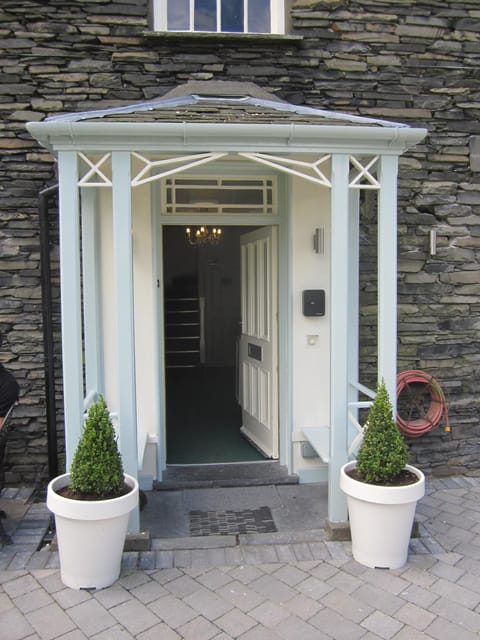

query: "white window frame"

left=152, top=0, right=285, bottom=35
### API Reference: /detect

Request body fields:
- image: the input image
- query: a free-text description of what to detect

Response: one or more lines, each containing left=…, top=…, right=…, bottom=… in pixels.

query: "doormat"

left=189, top=506, right=277, bottom=536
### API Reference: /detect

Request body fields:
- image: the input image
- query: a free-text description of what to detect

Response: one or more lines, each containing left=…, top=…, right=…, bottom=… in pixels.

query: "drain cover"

left=189, top=506, right=277, bottom=536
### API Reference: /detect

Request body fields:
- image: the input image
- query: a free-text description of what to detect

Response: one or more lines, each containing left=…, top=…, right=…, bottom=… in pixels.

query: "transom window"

left=162, top=176, right=276, bottom=215
left=152, top=0, right=285, bottom=34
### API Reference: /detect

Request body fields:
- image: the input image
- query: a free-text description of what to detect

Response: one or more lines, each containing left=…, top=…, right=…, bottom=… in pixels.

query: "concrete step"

left=155, top=461, right=299, bottom=490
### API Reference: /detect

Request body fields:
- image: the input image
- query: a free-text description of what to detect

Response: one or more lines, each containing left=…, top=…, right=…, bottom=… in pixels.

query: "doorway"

left=163, top=225, right=278, bottom=464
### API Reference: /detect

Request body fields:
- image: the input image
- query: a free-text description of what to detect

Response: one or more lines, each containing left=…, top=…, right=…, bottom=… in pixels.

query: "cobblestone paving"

left=1, top=477, right=480, bottom=639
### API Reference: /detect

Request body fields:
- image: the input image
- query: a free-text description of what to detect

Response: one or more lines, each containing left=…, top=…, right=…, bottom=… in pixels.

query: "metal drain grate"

left=189, top=506, right=277, bottom=536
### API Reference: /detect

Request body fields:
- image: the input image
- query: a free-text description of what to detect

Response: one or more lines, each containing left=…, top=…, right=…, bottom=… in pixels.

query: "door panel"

left=239, top=226, right=278, bottom=458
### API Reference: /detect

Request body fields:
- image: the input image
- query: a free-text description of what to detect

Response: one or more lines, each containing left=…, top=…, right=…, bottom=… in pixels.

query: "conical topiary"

left=356, top=380, right=409, bottom=484
left=69, top=395, right=125, bottom=500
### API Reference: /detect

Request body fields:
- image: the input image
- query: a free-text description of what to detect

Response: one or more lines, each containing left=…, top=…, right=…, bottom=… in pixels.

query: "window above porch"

left=152, top=0, right=287, bottom=35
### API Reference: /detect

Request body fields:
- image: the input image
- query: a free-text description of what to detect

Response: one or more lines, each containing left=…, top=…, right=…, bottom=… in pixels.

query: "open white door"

left=239, top=226, right=279, bottom=458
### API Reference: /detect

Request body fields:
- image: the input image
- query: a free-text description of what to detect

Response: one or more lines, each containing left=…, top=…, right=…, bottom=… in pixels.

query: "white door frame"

left=154, top=170, right=290, bottom=473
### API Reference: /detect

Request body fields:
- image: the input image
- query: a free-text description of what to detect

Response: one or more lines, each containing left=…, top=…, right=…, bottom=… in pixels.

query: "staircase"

left=164, top=280, right=202, bottom=369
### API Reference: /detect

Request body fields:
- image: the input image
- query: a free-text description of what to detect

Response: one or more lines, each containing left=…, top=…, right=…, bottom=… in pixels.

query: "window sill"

left=142, top=31, right=303, bottom=45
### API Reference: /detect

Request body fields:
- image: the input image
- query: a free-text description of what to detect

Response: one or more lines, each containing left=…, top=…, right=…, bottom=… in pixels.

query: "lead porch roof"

left=44, top=80, right=409, bottom=129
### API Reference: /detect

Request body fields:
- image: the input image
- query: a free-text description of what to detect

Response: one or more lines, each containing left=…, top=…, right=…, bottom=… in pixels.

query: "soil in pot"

left=346, top=467, right=419, bottom=487
left=56, top=482, right=132, bottom=501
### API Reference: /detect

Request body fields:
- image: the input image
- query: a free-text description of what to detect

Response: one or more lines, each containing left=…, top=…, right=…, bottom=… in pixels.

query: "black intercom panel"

left=302, top=290, right=325, bottom=317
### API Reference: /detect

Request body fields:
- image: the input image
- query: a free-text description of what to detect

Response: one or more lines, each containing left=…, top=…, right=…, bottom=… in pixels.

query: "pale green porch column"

left=328, top=154, right=351, bottom=523
left=378, top=155, right=399, bottom=407
left=81, top=188, right=104, bottom=398
left=112, top=151, right=139, bottom=532
left=58, top=151, right=84, bottom=468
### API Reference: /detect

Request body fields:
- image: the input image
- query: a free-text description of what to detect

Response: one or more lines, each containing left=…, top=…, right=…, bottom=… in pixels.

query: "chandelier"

left=185, top=226, right=223, bottom=247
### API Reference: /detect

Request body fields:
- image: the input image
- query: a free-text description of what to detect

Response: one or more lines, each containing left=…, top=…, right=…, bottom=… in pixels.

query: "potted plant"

left=47, top=395, right=139, bottom=590
left=340, top=380, right=425, bottom=569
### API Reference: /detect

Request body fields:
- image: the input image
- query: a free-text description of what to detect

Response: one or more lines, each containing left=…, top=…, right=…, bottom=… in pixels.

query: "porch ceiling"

left=27, top=80, right=427, bottom=155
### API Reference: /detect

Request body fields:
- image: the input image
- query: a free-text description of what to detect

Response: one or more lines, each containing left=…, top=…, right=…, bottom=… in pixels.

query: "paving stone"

left=149, top=594, right=198, bottom=629
left=110, top=598, right=161, bottom=635
left=164, top=574, right=202, bottom=598
left=176, top=614, right=220, bottom=640
left=249, top=600, right=291, bottom=628
left=361, top=609, right=404, bottom=639
left=12, top=587, right=54, bottom=614
left=216, top=579, right=265, bottom=612
left=430, top=577, right=480, bottom=609
left=429, top=596, right=480, bottom=634
left=195, top=568, right=233, bottom=590
left=155, top=550, right=174, bottom=568
left=326, top=568, right=364, bottom=594
left=249, top=574, right=297, bottom=604
left=271, top=564, right=308, bottom=587
left=138, top=551, right=156, bottom=570
left=282, top=592, right=323, bottom=620
left=183, top=586, right=234, bottom=620
left=394, top=601, right=436, bottom=632
left=296, top=575, right=333, bottom=600
left=25, top=602, right=77, bottom=640
left=93, top=623, right=134, bottom=640
left=425, top=616, right=479, bottom=640
left=273, top=614, right=330, bottom=640
left=130, top=579, right=169, bottom=604
left=273, top=544, right=297, bottom=563
left=0, top=606, right=35, bottom=640
left=351, top=583, right=405, bottom=616
left=205, top=547, right=231, bottom=567
left=2, top=573, right=40, bottom=598
left=136, top=622, right=181, bottom=640
left=215, top=608, right=257, bottom=636
left=219, top=546, right=242, bottom=566
left=321, top=587, right=373, bottom=623
left=68, top=599, right=118, bottom=636
left=93, top=584, right=132, bottom=609
left=310, top=606, right=367, bottom=640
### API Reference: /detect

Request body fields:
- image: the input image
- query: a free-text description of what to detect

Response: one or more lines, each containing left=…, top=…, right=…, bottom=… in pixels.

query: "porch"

left=27, top=81, right=427, bottom=534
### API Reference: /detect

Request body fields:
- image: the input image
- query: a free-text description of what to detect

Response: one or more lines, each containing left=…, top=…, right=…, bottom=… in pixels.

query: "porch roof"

left=27, top=81, right=427, bottom=154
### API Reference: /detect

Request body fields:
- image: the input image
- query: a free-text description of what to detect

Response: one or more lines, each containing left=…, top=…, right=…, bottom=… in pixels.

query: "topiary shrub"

left=69, top=395, right=125, bottom=500
left=356, top=380, right=409, bottom=484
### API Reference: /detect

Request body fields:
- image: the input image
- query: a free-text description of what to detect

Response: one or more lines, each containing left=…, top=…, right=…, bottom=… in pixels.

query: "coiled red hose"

left=396, top=370, right=450, bottom=438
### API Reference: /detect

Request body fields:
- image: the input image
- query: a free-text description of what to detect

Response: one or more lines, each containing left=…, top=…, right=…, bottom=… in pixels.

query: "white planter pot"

left=340, top=461, right=425, bottom=569
left=47, top=473, right=139, bottom=590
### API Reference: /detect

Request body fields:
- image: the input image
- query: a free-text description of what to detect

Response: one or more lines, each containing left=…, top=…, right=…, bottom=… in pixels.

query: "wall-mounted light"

left=429, top=229, right=437, bottom=256
left=313, top=227, right=324, bottom=254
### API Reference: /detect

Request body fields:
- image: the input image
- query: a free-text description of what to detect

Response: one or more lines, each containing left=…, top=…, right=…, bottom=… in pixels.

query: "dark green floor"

left=166, top=367, right=265, bottom=464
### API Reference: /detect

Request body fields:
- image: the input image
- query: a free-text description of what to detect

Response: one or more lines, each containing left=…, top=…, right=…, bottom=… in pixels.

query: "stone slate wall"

left=0, top=0, right=479, bottom=483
